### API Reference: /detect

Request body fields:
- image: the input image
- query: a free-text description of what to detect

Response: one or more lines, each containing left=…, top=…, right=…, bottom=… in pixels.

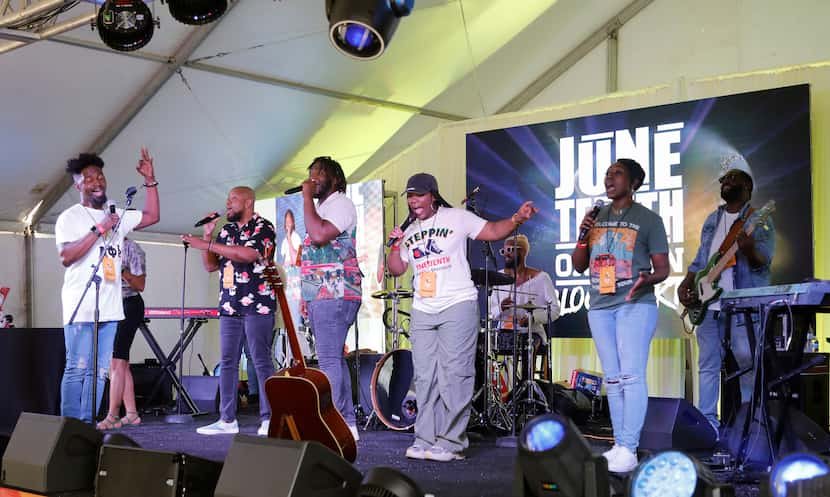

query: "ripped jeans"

left=588, top=303, right=657, bottom=451
left=61, top=321, right=118, bottom=423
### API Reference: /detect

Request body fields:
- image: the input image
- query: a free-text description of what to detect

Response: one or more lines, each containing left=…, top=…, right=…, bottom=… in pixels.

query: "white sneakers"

left=602, top=445, right=638, bottom=473
left=405, top=444, right=464, bottom=462
left=348, top=424, right=360, bottom=442
left=257, top=420, right=270, bottom=436
left=196, top=419, right=239, bottom=435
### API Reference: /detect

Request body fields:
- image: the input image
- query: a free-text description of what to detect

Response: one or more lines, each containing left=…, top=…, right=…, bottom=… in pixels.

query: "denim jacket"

left=689, top=202, right=775, bottom=290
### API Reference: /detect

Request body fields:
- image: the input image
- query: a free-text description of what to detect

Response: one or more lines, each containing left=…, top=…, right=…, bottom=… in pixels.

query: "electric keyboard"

left=720, top=280, right=830, bottom=309
left=144, top=307, right=219, bottom=319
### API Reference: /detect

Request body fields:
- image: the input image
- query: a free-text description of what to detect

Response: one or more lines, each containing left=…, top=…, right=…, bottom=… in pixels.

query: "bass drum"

left=370, top=349, right=417, bottom=430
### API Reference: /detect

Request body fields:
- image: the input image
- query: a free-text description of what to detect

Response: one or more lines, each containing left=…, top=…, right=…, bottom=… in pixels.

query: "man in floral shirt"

left=182, top=186, right=277, bottom=436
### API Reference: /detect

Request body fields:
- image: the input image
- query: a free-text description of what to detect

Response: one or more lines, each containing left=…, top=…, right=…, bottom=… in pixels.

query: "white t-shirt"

left=707, top=210, right=740, bottom=311
left=280, top=231, right=302, bottom=267
left=317, top=191, right=356, bottom=233
left=55, top=204, right=142, bottom=325
left=488, top=271, right=560, bottom=344
left=399, top=207, right=487, bottom=313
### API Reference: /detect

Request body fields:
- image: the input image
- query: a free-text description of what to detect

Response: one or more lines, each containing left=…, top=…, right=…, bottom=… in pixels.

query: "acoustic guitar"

left=683, top=200, right=775, bottom=325
left=263, top=262, right=356, bottom=462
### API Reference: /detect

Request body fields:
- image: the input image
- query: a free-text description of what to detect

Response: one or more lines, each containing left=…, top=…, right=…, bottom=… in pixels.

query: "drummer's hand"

left=500, top=297, right=513, bottom=312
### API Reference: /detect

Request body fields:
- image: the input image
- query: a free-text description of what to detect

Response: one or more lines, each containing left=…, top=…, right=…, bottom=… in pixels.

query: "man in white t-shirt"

left=678, top=168, right=774, bottom=437
left=387, top=173, right=539, bottom=462
left=299, top=156, right=362, bottom=444
left=489, top=234, right=559, bottom=380
left=55, top=149, right=160, bottom=424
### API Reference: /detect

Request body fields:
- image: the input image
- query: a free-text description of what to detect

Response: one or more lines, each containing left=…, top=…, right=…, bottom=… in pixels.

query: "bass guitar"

left=684, top=200, right=775, bottom=325
left=263, top=262, right=356, bottom=462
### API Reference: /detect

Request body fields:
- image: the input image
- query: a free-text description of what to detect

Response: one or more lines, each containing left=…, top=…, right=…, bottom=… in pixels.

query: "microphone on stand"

left=461, top=185, right=480, bottom=205
left=386, top=216, right=415, bottom=247
left=577, top=199, right=605, bottom=241
left=284, top=185, right=303, bottom=195
left=125, top=186, right=138, bottom=207
left=194, top=212, right=221, bottom=228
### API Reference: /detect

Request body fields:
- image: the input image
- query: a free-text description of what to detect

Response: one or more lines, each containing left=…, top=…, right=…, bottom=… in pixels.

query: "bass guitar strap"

left=716, top=206, right=756, bottom=255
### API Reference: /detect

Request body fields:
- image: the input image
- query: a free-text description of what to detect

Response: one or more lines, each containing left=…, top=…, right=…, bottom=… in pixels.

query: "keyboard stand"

left=139, top=317, right=208, bottom=416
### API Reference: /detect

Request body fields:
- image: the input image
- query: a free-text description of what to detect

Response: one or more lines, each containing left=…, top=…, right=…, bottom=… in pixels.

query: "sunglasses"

left=499, top=246, right=522, bottom=256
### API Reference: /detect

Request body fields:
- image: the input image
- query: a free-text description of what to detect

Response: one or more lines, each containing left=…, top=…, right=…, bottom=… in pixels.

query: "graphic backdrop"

left=466, top=84, right=813, bottom=338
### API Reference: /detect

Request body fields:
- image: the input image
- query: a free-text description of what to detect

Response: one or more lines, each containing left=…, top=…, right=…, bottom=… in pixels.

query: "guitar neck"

left=267, top=264, right=306, bottom=372
left=705, top=221, right=758, bottom=285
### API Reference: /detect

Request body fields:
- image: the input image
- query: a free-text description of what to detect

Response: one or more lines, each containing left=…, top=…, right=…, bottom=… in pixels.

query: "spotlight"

left=95, top=0, right=155, bottom=52
left=325, top=0, right=414, bottom=60
left=167, top=0, right=227, bottom=25
left=515, top=413, right=610, bottom=497
left=768, top=453, right=830, bottom=497
left=628, top=450, right=734, bottom=497
left=358, top=467, right=424, bottom=497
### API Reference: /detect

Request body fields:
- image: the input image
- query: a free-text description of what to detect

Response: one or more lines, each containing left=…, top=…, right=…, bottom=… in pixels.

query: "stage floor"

left=93, top=404, right=762, bottom=497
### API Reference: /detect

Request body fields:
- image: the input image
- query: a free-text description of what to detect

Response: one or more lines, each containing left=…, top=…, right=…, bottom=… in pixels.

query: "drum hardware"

left=506, top=303, right=550, bottom=428
left=368, top=287, right=416, bottom=430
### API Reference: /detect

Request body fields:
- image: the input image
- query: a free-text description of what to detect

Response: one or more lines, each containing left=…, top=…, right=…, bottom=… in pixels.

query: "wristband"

left=511, top=213, right=524, bottom=226
left=143, top=180, right=159, bottom=188
left=576, top=241, right=588, bottom=249
left=390, top=243, right=400, bottom=252
left=90, top=225, right=102, bottom=237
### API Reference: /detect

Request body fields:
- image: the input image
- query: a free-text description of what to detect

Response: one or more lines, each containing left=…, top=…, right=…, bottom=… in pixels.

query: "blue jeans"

left=219, top=314, right=275, bottom=422
left=588, top=303, right=657, bottom=451
left=307, top=299, right=361, bottom=426
left=696, top=309, right=758, bottom=431
left=61, top=321, right=118, bottom=423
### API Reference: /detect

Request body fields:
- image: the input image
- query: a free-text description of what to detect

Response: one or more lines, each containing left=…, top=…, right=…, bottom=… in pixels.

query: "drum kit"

left=469, top=269, right=553, bottom=434
left=363, top=270, right=554, bottom=434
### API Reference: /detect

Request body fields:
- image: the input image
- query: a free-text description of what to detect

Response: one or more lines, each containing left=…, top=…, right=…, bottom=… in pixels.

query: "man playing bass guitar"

left=677, top=168, right=775, bottom=438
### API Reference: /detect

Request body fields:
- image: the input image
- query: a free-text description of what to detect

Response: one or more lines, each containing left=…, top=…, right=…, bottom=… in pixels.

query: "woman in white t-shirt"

left=387, top=172, right=539, bottom=462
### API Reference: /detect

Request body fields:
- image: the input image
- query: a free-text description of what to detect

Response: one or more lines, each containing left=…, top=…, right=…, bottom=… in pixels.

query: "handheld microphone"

left=461, top=185, right=480, bottom=205
left=577, top=199, right=605, bottom=241
left=107, top=200, right=116, bottom=215
left=194, top=212, right=221, bottom=228
left=284, top=185, right=303, bottom=195
left=386, top=217, right=415, bottom=247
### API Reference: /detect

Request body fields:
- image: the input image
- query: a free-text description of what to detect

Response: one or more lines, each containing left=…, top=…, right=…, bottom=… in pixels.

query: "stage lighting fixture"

left=515, top=413, right=610, bottom=497
left=358, top=467, right=424, bottom=497
left=628, top=450, right=734, bottom=497
left=167, top=0, right=227, bottom=26
left=769, top=453, right=830, bottom=497
left=95, top=0, right=155, bottom=52
left=326, top=0, right=414, bottom=60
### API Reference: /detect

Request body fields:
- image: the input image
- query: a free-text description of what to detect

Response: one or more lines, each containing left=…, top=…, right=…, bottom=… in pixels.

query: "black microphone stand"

left=68, top=191, right=135, bottom=423
left=165, top=240, right=195, bottom=424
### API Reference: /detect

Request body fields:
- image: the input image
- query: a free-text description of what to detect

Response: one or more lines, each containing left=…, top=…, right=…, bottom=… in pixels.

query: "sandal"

left=97, top=414, right=123, bottom=431
left=120, top=411, right=142, bottom=426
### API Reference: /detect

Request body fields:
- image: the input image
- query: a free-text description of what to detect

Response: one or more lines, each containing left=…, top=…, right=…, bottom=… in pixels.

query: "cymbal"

left=514, top=302, right=545, bottom=311
left=470, top=268, right=514, bottom=287
left=371, top=288, right=414, bottom=300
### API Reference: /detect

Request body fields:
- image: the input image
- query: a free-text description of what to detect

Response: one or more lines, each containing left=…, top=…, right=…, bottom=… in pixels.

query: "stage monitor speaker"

left=95, top=445, right=222, bottom=497
left=132, top=361, right=173, bottom=409
left=726, top=400, right=830, bottom=467
left=214, top=434, right=361, bottom=497
left=0, top=413, right=102, bottom=493
left=639, top=397, right=716, bottom=451
left=182, top=375, right=220, bottom=414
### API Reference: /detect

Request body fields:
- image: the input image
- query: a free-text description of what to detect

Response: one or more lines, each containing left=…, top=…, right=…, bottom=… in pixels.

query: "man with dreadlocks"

left=299, top=156, right=362, bottom=443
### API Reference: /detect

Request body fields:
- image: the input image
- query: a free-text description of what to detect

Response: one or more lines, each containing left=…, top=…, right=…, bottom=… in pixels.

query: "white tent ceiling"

left=0, top=0, right=645, bottom=234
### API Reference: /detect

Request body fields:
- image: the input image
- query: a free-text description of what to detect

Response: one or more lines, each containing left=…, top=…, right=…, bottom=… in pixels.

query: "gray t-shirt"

left=585, top=203, right=669, bottom=310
